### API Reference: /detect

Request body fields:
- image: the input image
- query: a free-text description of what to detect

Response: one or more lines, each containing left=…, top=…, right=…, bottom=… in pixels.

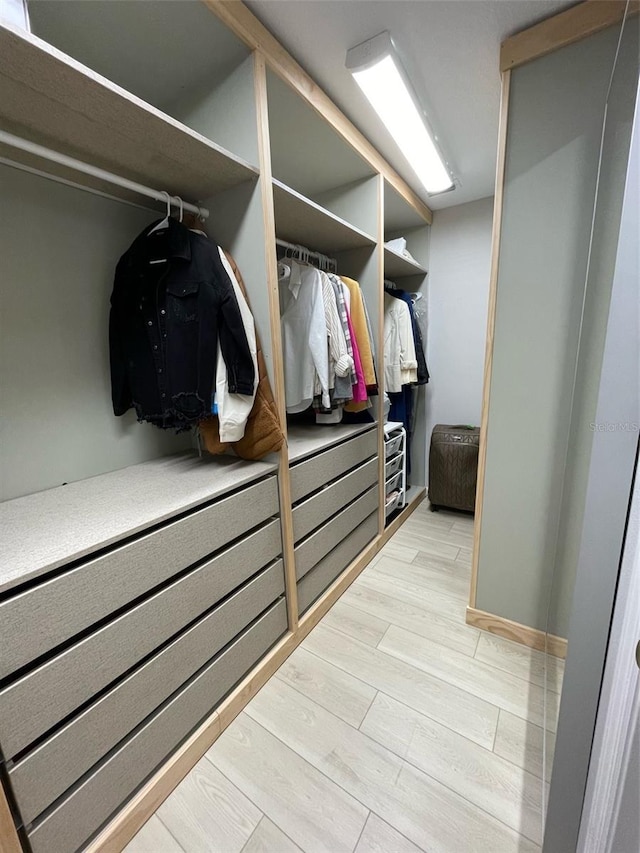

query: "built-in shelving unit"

left=0, top=2, right=433, bottom=851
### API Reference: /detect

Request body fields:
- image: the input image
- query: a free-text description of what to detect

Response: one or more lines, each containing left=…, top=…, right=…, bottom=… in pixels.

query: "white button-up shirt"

left=280, top=260, right=330, bottom=413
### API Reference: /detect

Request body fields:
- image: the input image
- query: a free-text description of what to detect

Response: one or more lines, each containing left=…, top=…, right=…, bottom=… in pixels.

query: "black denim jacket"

left=109, top=218, right=255, bottom=430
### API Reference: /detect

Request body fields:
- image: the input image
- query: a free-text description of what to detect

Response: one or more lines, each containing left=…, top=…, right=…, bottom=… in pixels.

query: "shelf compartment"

left=384, top=245, right=428, bottom=278
left=0, top=23, right=259, bottom=204
left=272, top=179, right=376, bottom=254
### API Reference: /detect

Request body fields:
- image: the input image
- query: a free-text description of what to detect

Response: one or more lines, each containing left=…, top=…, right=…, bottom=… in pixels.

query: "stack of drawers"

left=384, top=422, right=407, bottom=521
left=289, top=427, right=379, bottom=614
left=0, top=456, right=286, bottom=853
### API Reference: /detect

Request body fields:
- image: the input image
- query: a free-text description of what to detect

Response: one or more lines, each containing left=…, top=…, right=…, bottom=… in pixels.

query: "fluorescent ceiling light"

left=346, top=32, right=453, bottom=195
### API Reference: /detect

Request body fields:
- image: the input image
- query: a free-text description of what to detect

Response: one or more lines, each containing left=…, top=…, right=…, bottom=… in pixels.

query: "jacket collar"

left=135, top=217, right=192, bottom=264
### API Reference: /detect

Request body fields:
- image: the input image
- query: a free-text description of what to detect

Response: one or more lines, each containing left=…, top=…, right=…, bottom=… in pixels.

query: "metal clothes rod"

left=275, top=238, right=337, bottom=273
left=0, top=130, right=209, bottom=219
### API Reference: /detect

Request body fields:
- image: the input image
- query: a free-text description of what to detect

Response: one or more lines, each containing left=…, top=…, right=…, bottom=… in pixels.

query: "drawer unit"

left=384, top=432, right=403, bottom=459
left=384, top=453, right=403, bottom=481
left=0, top=475, right=279, bottom=678
left=25, top=599, right=288, bottom=853
left=289, top=428, right=377, bottom=503
left=385, top=471, right=402, bottom=496
left=385, top=491, right=402, bottom=519
left=298, top=512, right=378, bottom=614
left=0, top=517, right=282, bottom=759
left=0, top=462, right=286, bottom=852
left=294, top=486, right=378, bottom=582
left=8, top=560, right=285, bottom=824
left=292, top=457, right=378, bottom=543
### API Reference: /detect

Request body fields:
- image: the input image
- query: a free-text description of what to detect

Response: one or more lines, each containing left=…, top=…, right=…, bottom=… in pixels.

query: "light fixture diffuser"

left=346, top=32, right=453, bottom=195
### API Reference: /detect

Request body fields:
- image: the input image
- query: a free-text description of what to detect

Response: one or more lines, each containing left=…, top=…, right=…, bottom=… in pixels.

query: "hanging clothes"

left=316, top=271, right=353, bottom=405
left=109, top=217, right=255, bottom=431
left=383, top=291, right=418, bottom=393
left=279, top=259, right=330, bottom=413
left=340, top=276, right=377, bottom=391
left=386, top=288, right=429, bottom=385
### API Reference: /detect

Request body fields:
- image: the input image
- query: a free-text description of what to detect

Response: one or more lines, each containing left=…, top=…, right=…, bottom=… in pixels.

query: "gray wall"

left=0, top=165, right=191, bottom=501
left=424, top=197, right=493, bottom=478
left=476, top=24, right=638, bottom=636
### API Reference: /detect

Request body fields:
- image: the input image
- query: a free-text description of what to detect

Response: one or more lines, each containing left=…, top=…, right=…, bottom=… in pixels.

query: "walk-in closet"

left=1, top=2, right=638, bottom=852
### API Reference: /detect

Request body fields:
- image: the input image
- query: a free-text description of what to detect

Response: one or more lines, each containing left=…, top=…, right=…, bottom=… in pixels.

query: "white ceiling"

left=246, top=0, right=574, bottom=210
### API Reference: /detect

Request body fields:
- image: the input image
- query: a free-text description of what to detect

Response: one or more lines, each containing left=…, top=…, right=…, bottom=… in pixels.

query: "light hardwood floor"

left=125, top=504, right=563, bottom=853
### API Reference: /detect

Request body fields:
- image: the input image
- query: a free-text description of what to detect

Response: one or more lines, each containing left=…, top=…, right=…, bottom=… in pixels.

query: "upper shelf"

left=273, top=180, right=377, bottom=254
left=0, top=23, right=259, bottom=202
left=384, top=246, right=428, bottom=278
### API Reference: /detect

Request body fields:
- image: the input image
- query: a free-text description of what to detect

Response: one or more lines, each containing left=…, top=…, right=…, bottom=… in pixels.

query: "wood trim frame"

left=501, top=0, right=640, bottom=71
left=470, top=69, right=511, bottom=609
left=252, top=51, right=299, bottom=632
left=466, top=606, right=568, bottom=659
left=85, top=495, right=424, bottom=852
left=201, top=0, right=432, bottom=225
left=0, top=783, right=21, bottom=853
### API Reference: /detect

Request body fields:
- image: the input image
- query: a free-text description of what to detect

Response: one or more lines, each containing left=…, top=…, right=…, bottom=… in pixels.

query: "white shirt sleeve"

left=307, top=269, right=331, bottom=409
left=215, top=248, right=258, bottom=442
left=397, top=299, right=418, bottom=385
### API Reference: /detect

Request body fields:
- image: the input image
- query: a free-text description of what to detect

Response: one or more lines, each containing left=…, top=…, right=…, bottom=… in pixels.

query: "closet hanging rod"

left=275, top=238, right=337, bottom=272
left=0, top=130, right=209, bottom=219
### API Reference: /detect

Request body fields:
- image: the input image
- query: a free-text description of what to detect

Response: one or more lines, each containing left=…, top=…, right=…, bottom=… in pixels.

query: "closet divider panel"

left=474, top=22, right=639, bottom=638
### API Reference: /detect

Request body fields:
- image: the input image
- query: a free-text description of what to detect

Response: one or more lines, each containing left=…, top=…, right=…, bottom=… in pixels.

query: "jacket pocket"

left=166, top=279, right=200, bottom=323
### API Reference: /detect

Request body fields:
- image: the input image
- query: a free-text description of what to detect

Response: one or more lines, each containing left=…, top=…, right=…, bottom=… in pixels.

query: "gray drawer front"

left=0, top=519, right=282, bottom=759
left=9, top=561, right=285, bottom=824
left=27, top=599, right=288, bottom=853
left=294, top=487, right=379, bottom=581
left=0, top=476, right=279, bottom=679
left=289, top=429, right=377, bottom=503
left=298, top=512, right=378, bottom=614
left=292, top=458, right=378, bottom=543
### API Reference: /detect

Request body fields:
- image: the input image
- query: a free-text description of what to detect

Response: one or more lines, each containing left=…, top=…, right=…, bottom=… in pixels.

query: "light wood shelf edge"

left=0, top=783, right=21, bottom=853
left=466, top=606, right=568, bottom=659
left=500, top=0, right=640, bottom=72
left=470, top=70, right=511, bottom=610
left=201, top=0, right=432, bottom=225
left=253, top=53, right=299, bottom=631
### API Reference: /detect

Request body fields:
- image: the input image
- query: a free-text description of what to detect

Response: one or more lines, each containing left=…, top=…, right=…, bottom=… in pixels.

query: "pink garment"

left=345, top=309, right=368, bottom=403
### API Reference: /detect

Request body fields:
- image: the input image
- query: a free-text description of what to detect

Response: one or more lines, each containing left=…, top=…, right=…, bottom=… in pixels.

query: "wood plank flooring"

left=125, top=504, right=563, bottom=852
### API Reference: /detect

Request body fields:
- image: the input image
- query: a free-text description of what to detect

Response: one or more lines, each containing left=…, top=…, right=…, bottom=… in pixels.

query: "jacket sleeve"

left=215, top=248, right=258, bottom=442
left=109, top=267, right=132, bottom=416
left=216, top=260, right=256, bottom=397
left=397, top=300, right=418, bottom=384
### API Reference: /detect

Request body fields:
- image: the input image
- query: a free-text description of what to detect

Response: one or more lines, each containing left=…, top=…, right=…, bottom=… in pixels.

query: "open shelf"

left=0, top=23, right=259, bottom=203
left=384, top=246, right=428, bottom=278
left=287, top=423, right=377, bottom=464
left=273, top=180, right=377, bottom=254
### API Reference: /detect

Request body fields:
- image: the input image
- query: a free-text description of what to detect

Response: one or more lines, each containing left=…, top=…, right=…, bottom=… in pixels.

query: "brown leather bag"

left=428, top=424, right=480, bottom=512
left=198, top=250, right=285, bottom=461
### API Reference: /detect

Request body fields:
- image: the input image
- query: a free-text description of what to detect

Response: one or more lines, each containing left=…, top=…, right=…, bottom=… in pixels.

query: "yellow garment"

left=340, top=276, right=376, bottom=413
left=340, top=276, right=376, bottom=385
